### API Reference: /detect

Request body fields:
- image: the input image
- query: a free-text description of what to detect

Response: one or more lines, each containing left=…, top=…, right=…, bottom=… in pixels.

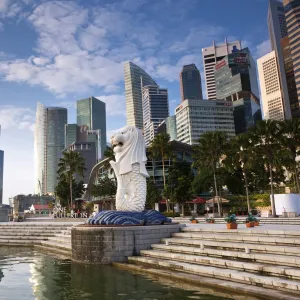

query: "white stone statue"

left=110, top=126, right=149, bottom=212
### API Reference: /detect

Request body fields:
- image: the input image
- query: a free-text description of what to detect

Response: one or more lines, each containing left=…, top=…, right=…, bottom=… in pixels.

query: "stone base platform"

left=71, top=224, right=181, bottom=264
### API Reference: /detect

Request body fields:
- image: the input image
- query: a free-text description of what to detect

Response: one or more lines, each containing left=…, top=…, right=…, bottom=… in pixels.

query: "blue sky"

left=0, top=0, right=271, bottom=203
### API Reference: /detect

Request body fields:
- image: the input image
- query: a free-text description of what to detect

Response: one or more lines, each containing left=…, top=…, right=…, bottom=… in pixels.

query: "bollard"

left=200, top=243, right=204, bottom=250
left=165, top=240, right=169, bottom=246
left=245, top=246, right=250, bottom=254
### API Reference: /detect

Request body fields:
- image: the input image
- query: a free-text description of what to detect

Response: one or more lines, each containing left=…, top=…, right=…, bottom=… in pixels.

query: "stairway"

left=0, top=223, right=72, bottom=257
left=125, top=225, right=300, bottom=299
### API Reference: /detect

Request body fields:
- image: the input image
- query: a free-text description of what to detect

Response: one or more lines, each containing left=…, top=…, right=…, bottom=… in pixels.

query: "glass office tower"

left=180, top=64, right=203, bottom=102
left=34, top=103, right=67, bottom=195
left=76, top=97, right=106, bottom=159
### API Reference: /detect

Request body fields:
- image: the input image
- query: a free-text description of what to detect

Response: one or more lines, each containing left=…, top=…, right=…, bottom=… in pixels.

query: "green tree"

left=248, top=120, right=282, bottom=217
left=193, top=131, right=228, bottom=216
left=279, top=119, right=300, bottom=193
left=55, top=178, right=85, bottom=207
left=103, top=146, right=115, bottom=171
left=57, top=151, right=86, bottom=209
left=165, top=161, right=194, bottom=215
left=148, top=133, right=173, bottom=211
left=92, top=176, right=117, bottom=199
left=224, top=134, right=255, bottom=213
left=146, top=179, right=160, bottom=209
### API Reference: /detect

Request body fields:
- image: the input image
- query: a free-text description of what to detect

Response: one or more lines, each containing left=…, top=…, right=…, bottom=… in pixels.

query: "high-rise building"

left=142, top=85, right=169, bottom=146
left=175, top=99, right=235, bottom=145
left=34, top=103, right=67, bottom=195
left=68, top=142, right=97, bottom=184
left=180, top=64, right=203, bottom=101
left=268, top=0, right=291, bottom=119
left=283, top=0, right=300, bottom=114
left=76, top=97, right=106, bottom=159
left=202, top=39, right=242, bottom=100
left=157, top=116, right=177, bottom=141
left=0, top=150, right=3, bottom=204
left=124, top=61, right=157, bottom=129
left=65, top=124, right=78, bottom=148
left=215, top=47, right=261, bottom=134
left=281, top=36, right=300, bottom=117
left=257, top=51, right=285, bottom=121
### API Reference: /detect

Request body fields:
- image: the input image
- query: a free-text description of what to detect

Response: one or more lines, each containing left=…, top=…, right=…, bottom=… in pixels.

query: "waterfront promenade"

left=2, top=219, right=300, bottom=299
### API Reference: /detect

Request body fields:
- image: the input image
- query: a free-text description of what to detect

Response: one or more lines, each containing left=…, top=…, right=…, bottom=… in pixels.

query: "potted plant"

left=190, top=216, right=198, bottom=224
left=245, top=213, right=255, bottom=227
left=253, top=216, right=260, bottom=226
left=224, top=214, right=238, bottom=229
left=206, top=217, right=215, bottom=224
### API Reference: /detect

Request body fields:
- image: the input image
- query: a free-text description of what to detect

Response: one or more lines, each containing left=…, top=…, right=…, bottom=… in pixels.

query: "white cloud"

left=0, top=105, right=35, bottom=131
left=254, top=39, right=271, bottom=59
left=169, top=25, right=225, bottom=53
left=0, top=0, right=12, bottom=13
left=96, top=95, right=126, bottom=116
left=32, top=56, right=51, bottom=66
left=104, top=85, right=120, bottom=93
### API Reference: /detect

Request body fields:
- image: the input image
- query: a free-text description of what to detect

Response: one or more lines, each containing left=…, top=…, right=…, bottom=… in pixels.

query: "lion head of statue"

left=111, top=126, right=148, bottom=177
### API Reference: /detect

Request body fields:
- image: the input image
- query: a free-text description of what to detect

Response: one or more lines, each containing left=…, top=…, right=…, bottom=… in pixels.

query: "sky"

left=0, top=0, right=271, bottom=203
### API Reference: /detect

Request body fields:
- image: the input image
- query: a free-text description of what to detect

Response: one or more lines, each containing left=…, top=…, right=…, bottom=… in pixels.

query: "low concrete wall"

left=274, top=194, right=300, bottom=216
left=72, top=224, right=181, bottom=264
left=0, top=208, right=8, bottom=222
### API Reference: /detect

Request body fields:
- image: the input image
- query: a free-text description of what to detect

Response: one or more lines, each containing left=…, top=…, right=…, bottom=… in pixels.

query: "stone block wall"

left=0, top=208, right=8, bottom=222
left=72, top=224, right=181, bottom=264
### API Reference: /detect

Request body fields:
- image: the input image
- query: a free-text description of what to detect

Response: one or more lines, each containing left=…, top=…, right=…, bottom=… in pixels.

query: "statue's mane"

left=115, top=126, right=148, bottom=177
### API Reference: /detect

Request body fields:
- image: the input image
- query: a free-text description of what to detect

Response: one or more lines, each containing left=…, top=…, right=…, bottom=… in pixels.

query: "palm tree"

left=148, top=133, right=173, bottom=211
left=57, top=151, right=86, bottom=210
left=279, top=119, right=300, bottom=193
left=248, top=120, right=282, bottom=217
left=193, top=131, right=228, bottom=216
left=224, top=134, right=254, bottom=213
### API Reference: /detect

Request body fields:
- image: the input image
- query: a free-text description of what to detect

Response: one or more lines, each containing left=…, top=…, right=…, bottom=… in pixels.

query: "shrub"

left=224, top=214, right=237, bottom=223
left=245, top=213, right=256, bottom=223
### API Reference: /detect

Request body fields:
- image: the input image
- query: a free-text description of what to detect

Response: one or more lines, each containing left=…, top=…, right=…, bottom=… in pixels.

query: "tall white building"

left=142, top=85, right=169, bottom=146
left=124, top=61, right=157, bottom=129
left=175, top=99, right=235, bottom=145
left=34, top=103, right=67, bottom=195
left=257, top=51, right=285, bottom=121
left=202, top=39, right=242, bottom=100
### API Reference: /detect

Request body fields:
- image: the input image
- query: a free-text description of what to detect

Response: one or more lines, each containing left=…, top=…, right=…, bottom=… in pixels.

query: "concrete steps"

left=0, top=223, right=72, bottom=257
left=151, top=244, right=300, bottom=267
left=128, top=256, right=300, bottom=294
left=140, top=249, right=300, bottom=280
left=126, top=225, right=300, bottom=297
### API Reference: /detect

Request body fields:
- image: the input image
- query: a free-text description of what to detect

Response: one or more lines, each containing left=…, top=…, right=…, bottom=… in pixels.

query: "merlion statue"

left=110, top=126, right=149, bottom=212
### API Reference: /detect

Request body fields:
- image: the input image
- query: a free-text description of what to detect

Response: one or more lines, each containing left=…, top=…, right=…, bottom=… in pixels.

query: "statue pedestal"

left=72, top=224, right=181, bottom=264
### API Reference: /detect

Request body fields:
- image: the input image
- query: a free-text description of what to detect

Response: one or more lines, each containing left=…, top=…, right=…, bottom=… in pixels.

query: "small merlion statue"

left=110, top=126, right=149, bottom=212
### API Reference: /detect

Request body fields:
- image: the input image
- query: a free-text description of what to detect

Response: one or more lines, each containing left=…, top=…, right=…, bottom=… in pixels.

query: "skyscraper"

left=46, top=107, right=68, bottom=194
left=0, top=150, right=3, bottom=204
left=215, top=47, right=261, bottom=134
left=124, top=61, right=157, bottom=129
left=76, top=97, right=107, bottom=159
left=142, top=85, right=169, bottom=146
left=175, top=100, right=235, bottom=145
left=257, top=51, right=285, bottom=121
left=202, top=39, right=242, bottom=99
left=157, top=116, right=178, bottom=141
left=268, top=0, right=291, bottom=119
left=65, top=124, right=78, bottom=148
left=281, top=36, right=300, bottom=117
left=180, top=64, right=203, bottom=101
left=283, top=0, right=300, bottom=114
left=34, top=103, right=67, bottom=194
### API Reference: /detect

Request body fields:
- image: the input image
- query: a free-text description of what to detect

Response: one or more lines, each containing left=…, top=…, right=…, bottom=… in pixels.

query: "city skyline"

left=0, top=0, right=272, bottom=203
